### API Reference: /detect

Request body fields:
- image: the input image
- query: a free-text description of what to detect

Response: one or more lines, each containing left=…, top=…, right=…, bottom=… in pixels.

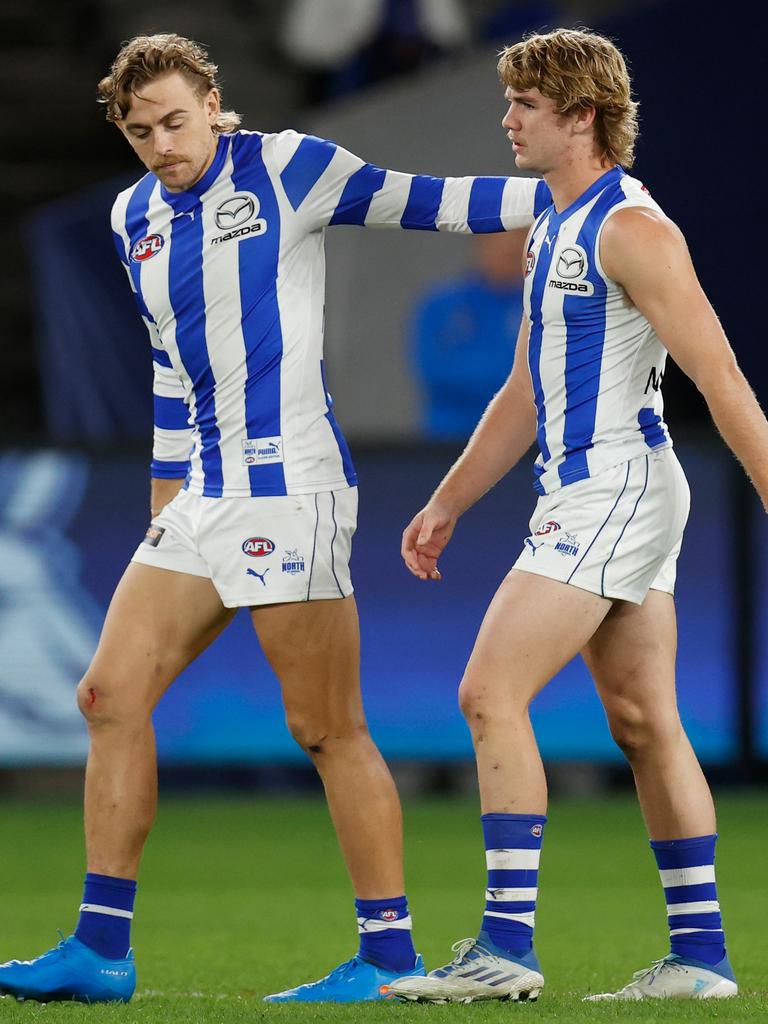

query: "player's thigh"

left=582, top=589, right=679, bottom=722
left=84, top=562, right=234, bottom=711
left=251, top=594, right=363, bottom=727
left=460, top=569, right=612, bottom=714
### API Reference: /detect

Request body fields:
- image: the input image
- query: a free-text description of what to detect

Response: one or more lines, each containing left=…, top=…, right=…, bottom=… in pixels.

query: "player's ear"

left=573, top=104, right=597, bottom=134
left=205, top=87, right=220, bottom=125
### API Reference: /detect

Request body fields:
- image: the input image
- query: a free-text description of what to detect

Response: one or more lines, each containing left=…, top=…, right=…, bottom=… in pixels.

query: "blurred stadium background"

left=2, top=0, right=767, bottom=792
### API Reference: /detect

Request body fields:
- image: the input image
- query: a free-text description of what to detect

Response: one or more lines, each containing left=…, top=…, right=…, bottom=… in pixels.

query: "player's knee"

left=458, top=678, right=510, bottom=726
left=285, top=710, right=366, bottom=755
left=606, top=700, right=680, bottom=759
left=76, top=675, right=142, bottom=728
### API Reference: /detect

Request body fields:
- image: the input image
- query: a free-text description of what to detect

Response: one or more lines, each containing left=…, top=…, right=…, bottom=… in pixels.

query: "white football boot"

left=584, top=952, right=738, bottom=1001
left=385, top=933, right=544, bottom=1004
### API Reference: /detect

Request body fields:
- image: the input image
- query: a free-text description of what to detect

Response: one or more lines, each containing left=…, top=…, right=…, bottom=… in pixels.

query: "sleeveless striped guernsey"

left=523, top=166, right=671, bottom=496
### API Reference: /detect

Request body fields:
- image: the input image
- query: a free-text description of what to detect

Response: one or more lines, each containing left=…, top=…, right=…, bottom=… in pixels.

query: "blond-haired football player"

left=0, top=33, right=551, bottom=1005
left=390, top=27, right=768, bottom=1003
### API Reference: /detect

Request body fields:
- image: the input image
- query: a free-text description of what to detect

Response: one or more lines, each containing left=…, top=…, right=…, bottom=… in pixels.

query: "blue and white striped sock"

left=650, top=834, right=725, bottom=966
left=75, top=873, right=137, bottom=960
left=481, top=813, right=546, bottom=957
left=355, top=896, right=416, bottom=972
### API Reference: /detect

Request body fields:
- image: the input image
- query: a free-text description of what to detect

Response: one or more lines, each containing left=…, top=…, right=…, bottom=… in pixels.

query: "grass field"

left=1, top=793, right=766, bottom=1022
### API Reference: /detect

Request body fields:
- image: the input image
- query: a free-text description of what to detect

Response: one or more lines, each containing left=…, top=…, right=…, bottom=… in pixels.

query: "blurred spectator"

left=411, top=228, right=528, bottom=440
left=281, top=0, right=470, bottom=102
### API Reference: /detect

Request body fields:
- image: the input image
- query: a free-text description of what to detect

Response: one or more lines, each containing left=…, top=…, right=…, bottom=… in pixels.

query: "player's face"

left=118, top=72, right=220, bottom=192
left=502, top=87, right=574, bottom=174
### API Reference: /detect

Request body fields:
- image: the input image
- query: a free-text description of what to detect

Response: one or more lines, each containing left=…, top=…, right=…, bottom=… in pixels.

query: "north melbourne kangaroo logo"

left=246, top=568, right=270, bottom=585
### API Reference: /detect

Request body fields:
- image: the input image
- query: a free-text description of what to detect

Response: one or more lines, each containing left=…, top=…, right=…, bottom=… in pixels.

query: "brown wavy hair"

left=97, top=33, right=242, bottom=132
left=498, top=28, right=638, bottom=167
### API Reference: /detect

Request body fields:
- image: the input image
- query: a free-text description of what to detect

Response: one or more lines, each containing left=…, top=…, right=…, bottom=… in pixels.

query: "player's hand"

left=401, top=502, right=457, bottom=581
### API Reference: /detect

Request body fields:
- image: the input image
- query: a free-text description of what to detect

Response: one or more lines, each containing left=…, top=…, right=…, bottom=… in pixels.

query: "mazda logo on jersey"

left=130, top=234, right=165, bottom=262
left=215, top=194, right=259, bottom=230
left=549, top=243, right=594, bottom=296
left=556, top=247, right=587, bottom=279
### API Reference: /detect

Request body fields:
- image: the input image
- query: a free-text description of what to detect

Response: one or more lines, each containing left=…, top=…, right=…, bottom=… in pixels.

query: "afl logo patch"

left=131, top=234, right=164, bottom=262
left=242, top=536, right=275, bottom=557
left=215, top=194, right=259, bottom=230
left=556, top=246, right=587, bottom=279
left=535, top=520, right=561, bottom=536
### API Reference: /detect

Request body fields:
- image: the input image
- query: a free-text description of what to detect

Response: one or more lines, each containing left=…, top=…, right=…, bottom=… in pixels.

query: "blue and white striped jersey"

left=524, top=166, right=672, bottom=496
left=111, top=129, right=550, bottom=497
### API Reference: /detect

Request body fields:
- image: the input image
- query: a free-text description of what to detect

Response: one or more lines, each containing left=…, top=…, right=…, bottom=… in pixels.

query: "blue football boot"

left=264, top=953, right=425, bottom=1002
left=0, top=935, right=135, bottom=1003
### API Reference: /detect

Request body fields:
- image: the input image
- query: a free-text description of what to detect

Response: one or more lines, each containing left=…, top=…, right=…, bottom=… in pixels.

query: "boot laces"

left=629, top=956, right=685, bottom=987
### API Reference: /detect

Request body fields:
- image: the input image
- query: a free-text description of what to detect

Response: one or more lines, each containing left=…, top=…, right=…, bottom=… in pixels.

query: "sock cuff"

left=650, top=833, right=717, bottom=852
left=482, top=813, right=546, bottom=849
left=355, top=895, right=408, bottom=914
left=84, top=873, right=138, bottom=895
left=481, top=813, right=548, bottom=825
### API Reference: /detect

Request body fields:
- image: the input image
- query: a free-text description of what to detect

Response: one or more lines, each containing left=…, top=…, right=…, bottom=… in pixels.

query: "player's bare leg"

left=251, top=595, right=403, bottom=898
left=581, top=590, right=734, bottom=1001
left=78, top=563, right=235, bottom=878
left=459, top=570, right=611, bottom=813
left=0, top=562, right=235, bottom=1004
left=388, top=571, right=611, bottom=1004
left=582, top=589, right=714, bottom=836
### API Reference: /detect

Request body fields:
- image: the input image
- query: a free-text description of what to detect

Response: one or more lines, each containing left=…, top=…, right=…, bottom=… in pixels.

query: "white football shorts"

left=513, top=448, right=689, bottom=604
left=131, top=487, right=357, bottom=608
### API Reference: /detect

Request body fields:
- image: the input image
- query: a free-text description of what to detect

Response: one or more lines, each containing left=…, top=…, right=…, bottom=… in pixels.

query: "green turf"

left=0, top=793, right=766, bottom=1021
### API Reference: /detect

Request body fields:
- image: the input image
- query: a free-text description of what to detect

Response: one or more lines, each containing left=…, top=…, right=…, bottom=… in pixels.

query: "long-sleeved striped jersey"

left=111, top=129, right=550, bottom=497
left=524, top=166, right=672, bottom=496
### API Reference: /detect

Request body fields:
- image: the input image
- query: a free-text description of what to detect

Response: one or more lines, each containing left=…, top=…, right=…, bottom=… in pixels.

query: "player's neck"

left=544, top=158, right=616, bottom=215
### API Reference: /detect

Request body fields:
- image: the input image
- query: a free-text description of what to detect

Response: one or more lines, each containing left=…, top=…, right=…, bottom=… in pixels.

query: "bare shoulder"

left=601, top=206, right=689, bottom=282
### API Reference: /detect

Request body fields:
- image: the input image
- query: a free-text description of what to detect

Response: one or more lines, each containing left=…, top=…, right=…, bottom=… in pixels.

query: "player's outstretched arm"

left=402, top=319, right=537, bottom=581
left=602, top=208, right=768, bottom=511
left=275, top=132, right=549, bottom=234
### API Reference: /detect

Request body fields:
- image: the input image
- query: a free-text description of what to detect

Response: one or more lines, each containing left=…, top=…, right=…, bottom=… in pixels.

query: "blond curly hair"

left=97, top=33, right=241, bottom=133
left=498, top=28, right=638, bottom=168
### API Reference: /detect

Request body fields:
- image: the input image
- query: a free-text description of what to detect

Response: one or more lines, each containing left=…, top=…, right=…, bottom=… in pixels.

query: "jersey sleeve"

left=150, top=354, right=193, bottom=479
left=110, top=205, right=192, bottom=480
left=275, top=132, right=551, bottom=233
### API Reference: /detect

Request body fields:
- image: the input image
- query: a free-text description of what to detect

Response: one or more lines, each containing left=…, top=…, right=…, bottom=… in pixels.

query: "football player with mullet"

left=390, top=28, right=768, bottom=1004
left=0, top=34, right=554, bottom=1006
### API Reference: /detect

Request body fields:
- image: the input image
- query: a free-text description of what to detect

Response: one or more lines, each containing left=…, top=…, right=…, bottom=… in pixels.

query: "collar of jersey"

left=159, top=133, right=231, bottom=210
left=546, top=165, right=624, bottom=235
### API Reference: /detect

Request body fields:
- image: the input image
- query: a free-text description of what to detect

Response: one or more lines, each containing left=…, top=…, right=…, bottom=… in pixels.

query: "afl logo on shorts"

left=131, top=234, right=164, bottom=262
left=535, top=520, right=560, bottom=536
left=242, top=537, right=275, bottom=557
